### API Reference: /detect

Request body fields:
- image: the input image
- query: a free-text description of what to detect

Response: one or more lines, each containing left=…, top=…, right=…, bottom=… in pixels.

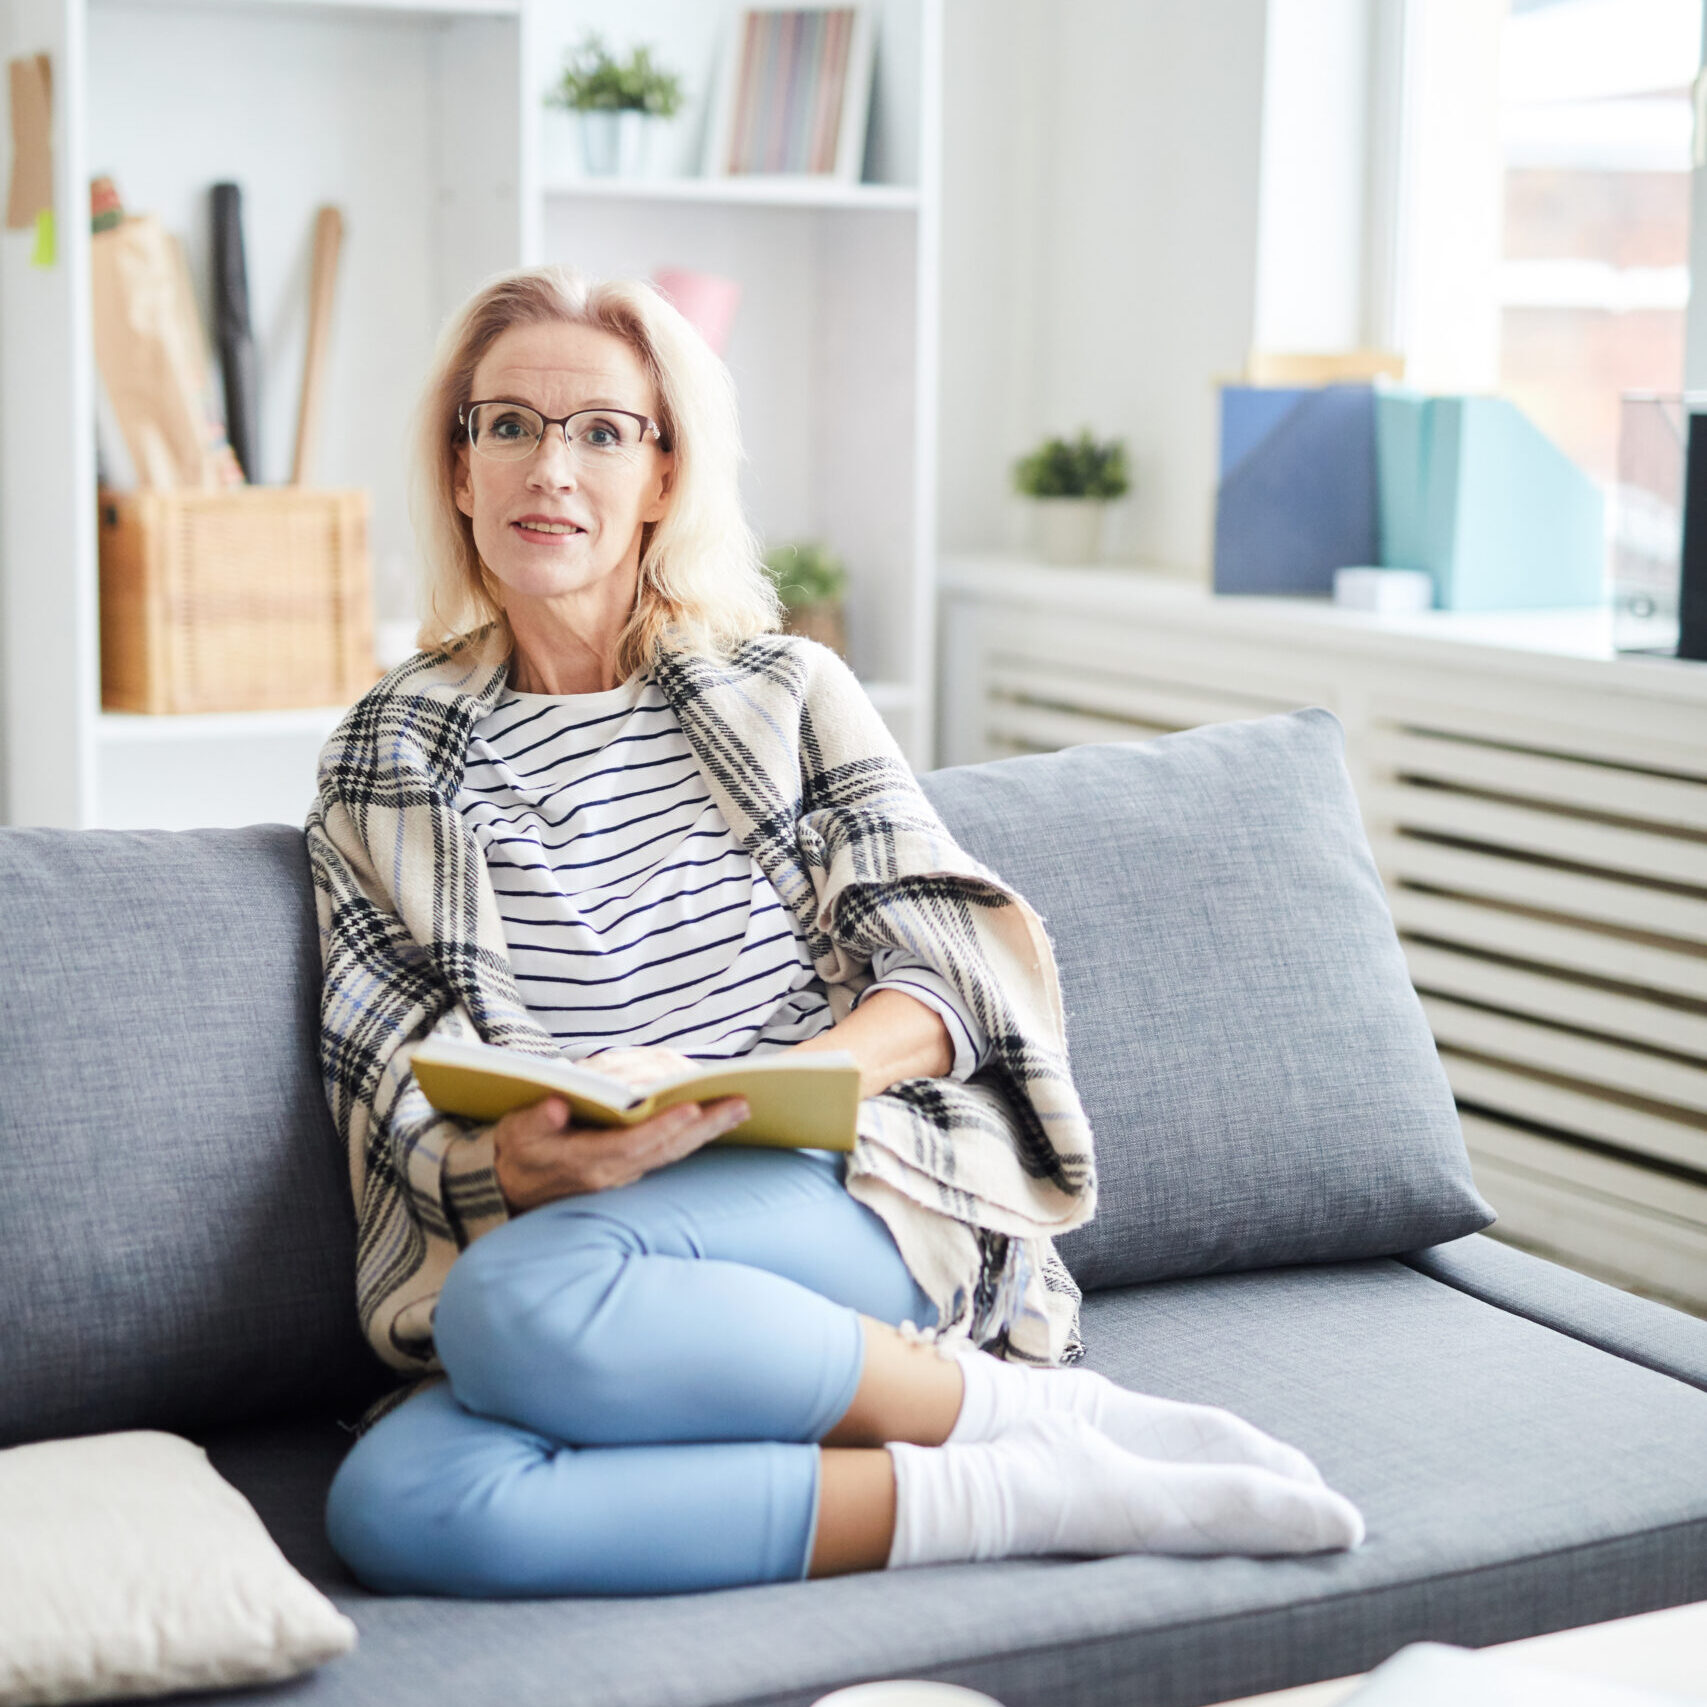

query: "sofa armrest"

left=1405, top=1234, right=1707, bottom=1394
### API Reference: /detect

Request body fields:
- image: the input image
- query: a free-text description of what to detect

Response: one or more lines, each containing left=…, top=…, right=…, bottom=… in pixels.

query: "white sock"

left=946, top=1343, right=1325, bottom=1487
left=886, top=1414, right=1364, bottom=1567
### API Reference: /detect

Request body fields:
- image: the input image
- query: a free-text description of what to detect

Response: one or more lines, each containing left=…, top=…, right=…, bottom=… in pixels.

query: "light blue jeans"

left=325, top=1146, right=935, bottom=1597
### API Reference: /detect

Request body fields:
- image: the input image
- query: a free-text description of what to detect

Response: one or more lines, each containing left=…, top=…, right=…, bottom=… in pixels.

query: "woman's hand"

left=491, top=1094, right=749, bottom=1213
left=581, top=1046, right=697, bottom=1088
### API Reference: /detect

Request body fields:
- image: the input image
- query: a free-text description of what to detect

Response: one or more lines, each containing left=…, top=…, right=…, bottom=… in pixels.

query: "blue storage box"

left=1213, top=384, right=1378, bottom=595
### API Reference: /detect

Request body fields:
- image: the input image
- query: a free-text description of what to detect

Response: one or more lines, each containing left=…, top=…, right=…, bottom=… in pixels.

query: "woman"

left=307, top=265, right=1362, bottom=1597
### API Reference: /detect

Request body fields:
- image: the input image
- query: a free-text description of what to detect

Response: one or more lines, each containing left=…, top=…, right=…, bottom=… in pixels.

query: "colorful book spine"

left=727, top=8, right=858, bottom=177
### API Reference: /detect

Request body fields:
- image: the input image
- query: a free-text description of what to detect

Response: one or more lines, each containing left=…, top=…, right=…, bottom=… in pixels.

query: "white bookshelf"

left=0, top=0, right=941, bottom=829
left=534, top=0, right=942, bottom=765
left=0, top=0, right=534, bottom=828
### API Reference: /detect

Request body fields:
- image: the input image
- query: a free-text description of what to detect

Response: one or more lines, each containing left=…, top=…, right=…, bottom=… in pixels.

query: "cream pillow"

left=0, top=1431, right=356, bottom=1706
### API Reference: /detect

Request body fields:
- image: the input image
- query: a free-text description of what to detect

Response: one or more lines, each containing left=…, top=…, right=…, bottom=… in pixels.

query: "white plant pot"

left=1028, top=498, right=1106, bottom=566
left=579, top=109, right=651, bottom=177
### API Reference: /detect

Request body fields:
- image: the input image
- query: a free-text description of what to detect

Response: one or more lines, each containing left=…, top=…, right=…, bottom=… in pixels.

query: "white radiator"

left=941, top=562, right=1707, bottom=1313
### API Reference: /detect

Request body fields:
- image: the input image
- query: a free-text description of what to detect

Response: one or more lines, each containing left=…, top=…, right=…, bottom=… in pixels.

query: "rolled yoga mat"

left=211, top=181, right=260, bottom=483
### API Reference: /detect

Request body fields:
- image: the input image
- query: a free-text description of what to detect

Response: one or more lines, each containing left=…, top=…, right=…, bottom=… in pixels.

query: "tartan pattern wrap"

left=306, top=633, right=1096, bottom=1375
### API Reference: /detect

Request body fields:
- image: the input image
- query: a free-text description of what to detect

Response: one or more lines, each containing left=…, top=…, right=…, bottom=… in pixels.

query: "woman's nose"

left=526, top=430, right=578, bottom=488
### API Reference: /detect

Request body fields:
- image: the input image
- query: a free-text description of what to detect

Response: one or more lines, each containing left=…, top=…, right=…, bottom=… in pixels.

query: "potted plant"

left=1012, top=430, right=1131, bottom=564
left=764, top=540, right=848, bottom=657
left=546, top=34, right=685, bottom=179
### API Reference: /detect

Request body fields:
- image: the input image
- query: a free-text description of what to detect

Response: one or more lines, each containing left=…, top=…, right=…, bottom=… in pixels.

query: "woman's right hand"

left=490, top=1095, right=750, bottom=1214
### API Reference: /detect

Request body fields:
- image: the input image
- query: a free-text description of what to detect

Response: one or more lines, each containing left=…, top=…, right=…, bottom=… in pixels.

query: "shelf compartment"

left=544, top=175, right=920, bottom=210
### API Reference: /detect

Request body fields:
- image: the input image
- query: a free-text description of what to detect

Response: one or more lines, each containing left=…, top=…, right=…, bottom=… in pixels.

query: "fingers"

left=494, top=1094, right=751, bottom=1209
left=583, top=1046, right=697, bottom=1088
left=517, top=1096, right=569, bottom=1136
left=638, top=1096, right=750, bottom=1163
left=570, top=1098, right=751, bottom=1193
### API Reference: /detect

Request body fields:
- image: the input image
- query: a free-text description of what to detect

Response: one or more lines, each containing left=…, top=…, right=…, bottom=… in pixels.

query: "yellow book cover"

left=409, top=1036, right=861, bottom=1152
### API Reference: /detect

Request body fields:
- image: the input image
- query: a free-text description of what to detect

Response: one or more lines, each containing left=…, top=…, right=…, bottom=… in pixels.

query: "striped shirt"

left=455, top=675, right=984, bottom=1074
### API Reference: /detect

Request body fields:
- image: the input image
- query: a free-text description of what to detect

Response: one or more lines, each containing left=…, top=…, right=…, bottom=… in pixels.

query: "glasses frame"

left=457, top=401, right=671, bottom=461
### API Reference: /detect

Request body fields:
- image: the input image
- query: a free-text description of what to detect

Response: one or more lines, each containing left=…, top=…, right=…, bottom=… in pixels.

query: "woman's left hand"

left=582, top=1046, right=697, bottom=1089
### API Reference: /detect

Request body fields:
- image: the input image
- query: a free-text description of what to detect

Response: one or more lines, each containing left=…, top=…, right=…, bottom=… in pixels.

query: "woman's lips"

left=512, top=518, right=585, bottom=539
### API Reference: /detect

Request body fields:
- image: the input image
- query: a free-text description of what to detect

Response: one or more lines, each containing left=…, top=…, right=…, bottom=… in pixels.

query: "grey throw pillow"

left=920, top=710, right=1492, bottom=1291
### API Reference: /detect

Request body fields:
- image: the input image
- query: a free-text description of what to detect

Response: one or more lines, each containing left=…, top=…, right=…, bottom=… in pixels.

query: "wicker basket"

left=99, top=487, right=377, bottom=714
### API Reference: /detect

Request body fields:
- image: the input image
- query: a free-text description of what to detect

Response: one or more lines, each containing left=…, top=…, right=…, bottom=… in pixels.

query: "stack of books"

left=724, top=8, right=859, bottom=175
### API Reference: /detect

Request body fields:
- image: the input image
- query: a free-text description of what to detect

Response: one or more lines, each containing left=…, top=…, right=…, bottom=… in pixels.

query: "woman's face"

left=454, top=320, right=674, bottom=611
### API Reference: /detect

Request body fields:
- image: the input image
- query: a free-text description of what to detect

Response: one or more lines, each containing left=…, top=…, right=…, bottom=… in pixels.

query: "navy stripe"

left=499, top=893, right=758, bottom=958
left=482, top=817, right=726, bottom=879
left=481, top=790, right=710, bottom=851
left=510, top=910, right=785, bottom=990
left=521, top=928, right=800, bottom=1015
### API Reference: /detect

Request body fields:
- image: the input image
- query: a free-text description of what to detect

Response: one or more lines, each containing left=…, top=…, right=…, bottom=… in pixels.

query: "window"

left=1389, top=0, right=1701, bottom=495
left=1498, top=0, right=1700, bottom=489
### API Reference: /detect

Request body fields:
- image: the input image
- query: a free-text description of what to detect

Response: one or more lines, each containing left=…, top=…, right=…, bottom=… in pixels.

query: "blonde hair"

left=411, top=264, right=778, bottom=674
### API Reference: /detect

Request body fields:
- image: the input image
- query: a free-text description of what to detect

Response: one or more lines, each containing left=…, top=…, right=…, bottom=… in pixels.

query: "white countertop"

left=939, top=556, right=1707, bottom=705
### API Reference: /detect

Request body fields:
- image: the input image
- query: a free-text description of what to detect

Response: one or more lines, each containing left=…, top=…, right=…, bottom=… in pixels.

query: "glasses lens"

left=567, top=411, right=647, bottom=455
left=467, top=403, right=544, bottom=460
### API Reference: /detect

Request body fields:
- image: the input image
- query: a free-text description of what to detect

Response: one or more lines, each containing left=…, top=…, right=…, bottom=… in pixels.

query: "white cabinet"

left=941, top=557, right=1707, bottom=1316
left=0, top=0, right=939, bottom=829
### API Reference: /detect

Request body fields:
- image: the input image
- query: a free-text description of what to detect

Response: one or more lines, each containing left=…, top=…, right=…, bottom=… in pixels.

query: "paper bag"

left=91, top=214, right=242, bottom=490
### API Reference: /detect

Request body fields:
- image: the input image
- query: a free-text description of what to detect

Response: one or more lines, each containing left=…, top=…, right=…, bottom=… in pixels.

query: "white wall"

left=938, top=0, right=1270, bottom=574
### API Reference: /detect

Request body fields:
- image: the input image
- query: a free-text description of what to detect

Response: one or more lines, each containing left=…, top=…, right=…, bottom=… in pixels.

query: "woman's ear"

left=640, top=453, right=675, bottom=526
left=453, top=446, right=474, bottom=520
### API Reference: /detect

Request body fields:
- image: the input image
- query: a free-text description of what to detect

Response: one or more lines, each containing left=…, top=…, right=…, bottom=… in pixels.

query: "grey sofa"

left=5, top=712, right=1707, bottom=1707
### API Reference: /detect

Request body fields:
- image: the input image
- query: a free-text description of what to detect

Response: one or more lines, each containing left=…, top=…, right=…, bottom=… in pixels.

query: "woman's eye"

left=583, top=423, right=619, bottom=448
left=490, top=415, right=529, bottom=440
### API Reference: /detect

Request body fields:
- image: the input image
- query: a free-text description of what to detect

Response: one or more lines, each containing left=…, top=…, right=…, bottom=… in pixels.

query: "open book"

left=409, top=1036, right=861, bottom=1152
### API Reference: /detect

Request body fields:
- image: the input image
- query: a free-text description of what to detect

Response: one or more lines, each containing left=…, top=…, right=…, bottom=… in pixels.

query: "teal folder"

left=1376, top=393, right=1604, bottom=611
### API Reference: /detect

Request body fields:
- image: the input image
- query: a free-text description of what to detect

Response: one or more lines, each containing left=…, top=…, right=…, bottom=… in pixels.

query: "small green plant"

left=1012, top=431, right=1130, bottom=500
left=548, top=34, right=684, bottom=117
left=763, top=540, right=847, bottom=609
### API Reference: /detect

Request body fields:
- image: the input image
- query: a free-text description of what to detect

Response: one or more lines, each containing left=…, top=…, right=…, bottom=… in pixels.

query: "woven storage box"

left=99, top=487, right=376, bottom=714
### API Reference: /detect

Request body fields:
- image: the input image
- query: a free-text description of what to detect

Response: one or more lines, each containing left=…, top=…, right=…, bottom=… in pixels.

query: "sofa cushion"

left=920, top=713, right=1491, bottom=1290
left=194, top=1251, right=1707, bottom=1707
left=0, top=1430, right=355, bottom=1702
left=0, top=827, right=381, bottom=1448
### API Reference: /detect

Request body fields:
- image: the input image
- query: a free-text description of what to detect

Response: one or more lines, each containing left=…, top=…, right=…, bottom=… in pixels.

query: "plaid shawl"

left=306, top=633, right=1096, bottom=1376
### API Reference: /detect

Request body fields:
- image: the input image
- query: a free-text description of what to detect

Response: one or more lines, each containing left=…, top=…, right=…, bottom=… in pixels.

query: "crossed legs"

left=327, top=1146, right=1360, bottom=1598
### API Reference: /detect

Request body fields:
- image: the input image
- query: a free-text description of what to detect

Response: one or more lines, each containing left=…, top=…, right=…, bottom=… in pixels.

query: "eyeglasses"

left=458, top=402, right=670, bottom=464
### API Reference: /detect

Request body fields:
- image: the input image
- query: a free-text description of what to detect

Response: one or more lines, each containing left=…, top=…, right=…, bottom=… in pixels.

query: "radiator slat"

left=1403, top=940, right=1707, bottom=1057
left=1389, top=888, right=1707, bottom=1002
left=1423, top=994, right=1707, bottom=1115
left=1460, top=1114, right=1707, bottom=1308
left=1461, top=1111, right=1707, bottom=1223
left=1372, top=693, right=1707, bottom=780
left=985, top=703, right=1168, bottom=751
left=1441, top=1053, right=1707, bottom=1174
left=1377, top=838, right=1707, bottom=946
left=1370, top=728, right=1707, bottom=831
left=986, top=659, right=1291, bottom=733
left=1367, top=786, right=1707, bottom=890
